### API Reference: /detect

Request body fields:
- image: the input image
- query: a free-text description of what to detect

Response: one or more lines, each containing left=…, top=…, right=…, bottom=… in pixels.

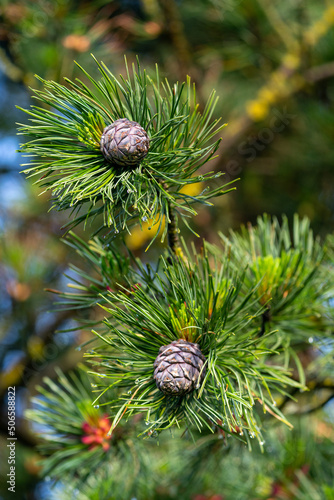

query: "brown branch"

left=304, top=62, right=334, bottom=83
left=278, top=380, right=334, bottom=413
left=160, top=181, right=181, bottom=256
left=304, top=393, right=334, bottom=415
left=167, top=201, right=180, bottom=255
left=158, top=0, right=195, bottom=81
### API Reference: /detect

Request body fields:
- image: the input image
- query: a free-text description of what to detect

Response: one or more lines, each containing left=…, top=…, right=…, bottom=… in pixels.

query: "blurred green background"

left=0, top=0, right=333, bottom=499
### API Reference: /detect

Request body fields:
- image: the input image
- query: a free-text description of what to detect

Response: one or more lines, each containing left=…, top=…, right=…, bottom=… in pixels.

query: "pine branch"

left=25, top=367, right=149, bottom=488
left=219, top=214, right=333, bottom=341
left=160, top=180, right=181, bottom=255
left=83, top=241, right=302, bottom=444
left=167, top=203, right=180, bottom=255
left=17, top=56, right=231, bottom=244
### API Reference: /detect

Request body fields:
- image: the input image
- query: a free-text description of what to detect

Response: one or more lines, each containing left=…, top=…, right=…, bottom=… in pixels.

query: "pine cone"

left=153, top=339, right=207, bottom=396
left=100, top=118, right=149, bottom=166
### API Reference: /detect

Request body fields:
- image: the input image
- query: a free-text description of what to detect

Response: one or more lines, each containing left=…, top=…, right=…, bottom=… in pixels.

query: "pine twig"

left=161, top=181, right=181, bottom=256
left=158, top=0, right=194, bottom=80
left=167, top=202, right=180, bottom=255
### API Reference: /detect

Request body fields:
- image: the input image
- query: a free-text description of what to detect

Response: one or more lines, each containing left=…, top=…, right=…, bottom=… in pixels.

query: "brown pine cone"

left=153, top=339, right=207, bottom=396
left=100, top=118, right=149, bottom=166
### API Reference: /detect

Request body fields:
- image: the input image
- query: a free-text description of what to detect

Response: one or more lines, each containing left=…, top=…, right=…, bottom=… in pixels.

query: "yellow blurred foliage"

left=125, top=182, right=203, bottom=250
left=304, top=6, right=334, bottom=44
left=0, top=363, right=25, bottom=390
left=257, top=87, right=277, bottom=105
left=245, top=6, right=334, bottom=125
left=246, top=100, right=269, bottom=121
left=282, top=53, right=300, bottom=70
left=125, top=216, right=166, bottom=251
left=27, top=336, right=45, bottom=361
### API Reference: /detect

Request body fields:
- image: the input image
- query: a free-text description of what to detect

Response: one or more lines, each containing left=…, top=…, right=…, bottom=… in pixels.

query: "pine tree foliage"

left=85, top=241, right=303, bottom=444
left=170, top=418, right=334, bottom=500
left=17, top=56, right=233, bottom=244
left=219, top=214, right=334, bottom=339
left=18, top=57, right=334, bottom=491
left=26, top=367, right=150, bottom=491
left=42, top=414, right=334, bottom=500
left=216, top=214, right=334, bottom=405
left=46, top=216, right=333, bottom=446
left=50, top=232, right=134, bottom=311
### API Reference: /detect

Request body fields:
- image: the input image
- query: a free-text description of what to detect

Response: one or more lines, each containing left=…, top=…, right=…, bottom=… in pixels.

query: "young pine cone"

left=100, top=118, right=149, bottom=166
left=153, top=339, right=207, bottom=396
